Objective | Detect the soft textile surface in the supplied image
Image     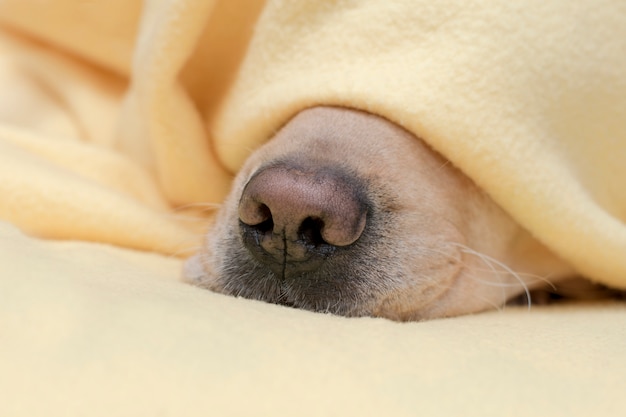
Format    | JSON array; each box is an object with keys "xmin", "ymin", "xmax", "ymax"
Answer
[
  {"xmin": 1, "ymin": 0, "xmax": 625, "ymax": 415},
  {"xmin": 1, "ymin": 0, "xmax": 625, "ymax": 283},
  {"xmin": 2, "ymin": 221, "xmax": 626, "ymax": 416}
]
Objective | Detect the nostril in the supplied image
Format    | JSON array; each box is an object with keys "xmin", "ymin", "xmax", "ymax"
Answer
[
  {"xmin": 241, "ymin": 210, "xmax": 328, "ymax": 247},
  {"xmin": 252, "ymin": 216, "xmax": 274, "ymax": 235},
  {"xmin": 298, "ymin": 217, "xmax": 326, "ymax": 247}
]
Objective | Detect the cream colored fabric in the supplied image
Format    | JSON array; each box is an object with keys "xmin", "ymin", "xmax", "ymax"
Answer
[
  {"xmin": 212, "ymin": 1, "xmax": 626, "ymax": 287},
  {"xmin": 1, "ymin": 1, "xmax": 626, "ymax": 415},
  {"xmin": 2, "ymin": 221, "xmax": 626, "ymax": 416},
  {"xmin": 1, "ymin": 0, "xmax": 625, "ymax": 282}
]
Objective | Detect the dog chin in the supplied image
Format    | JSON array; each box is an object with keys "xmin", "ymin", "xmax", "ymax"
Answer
[{"xmin": 184, "ymin": 248, "xmax": 506, "ymax": 321}]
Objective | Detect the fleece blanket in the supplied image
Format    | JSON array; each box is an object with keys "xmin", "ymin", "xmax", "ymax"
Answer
[{"xmin": 1, "ymin": 0, "xmax": 625, "ymax": 415}]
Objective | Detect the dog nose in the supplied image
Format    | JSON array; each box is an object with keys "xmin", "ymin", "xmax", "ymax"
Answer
[{"xmin": 238, "ymin": 164, "xmax": 368, "ymax": 276}]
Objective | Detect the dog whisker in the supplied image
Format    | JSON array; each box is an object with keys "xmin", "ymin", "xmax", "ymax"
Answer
[
  {"xmin": 421, "ymin": 243, "xmax": 523, "ymax": 309},
  {"xmin": 415, "ymin": 244, "xmax": 514, "ymax": 311},
  {"xmin": 436, "ymin": 159, "xmax": 452, "ymax": 171},
  {"xmin": 437, "ymin": 241, "xmax": 558, "ymax": 291},
  {"xmin": 464, "ymin": 267, "xmax": 557, "ymax": 290},
  {"xmin": 451, "ymin": 243, "xmax": 532, "ymax": 311}
]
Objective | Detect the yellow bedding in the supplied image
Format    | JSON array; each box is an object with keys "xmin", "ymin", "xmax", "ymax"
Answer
[
  {"xmin": 2, "ymin": 221, "xmax": 626, "ymax": 416},
  {"xmin": 1, "ymin": 1, "xmax": 625, "ymax": 415}
]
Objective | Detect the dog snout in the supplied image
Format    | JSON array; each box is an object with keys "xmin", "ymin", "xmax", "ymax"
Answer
[{"xmin": 238, "ymin": 163, "xmax": 368, "ymax": 277}]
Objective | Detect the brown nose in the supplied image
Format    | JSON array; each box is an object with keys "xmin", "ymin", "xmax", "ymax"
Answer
[{"xmin": 238, "ymin": 164, "xmax": 368, "ymax": 277}]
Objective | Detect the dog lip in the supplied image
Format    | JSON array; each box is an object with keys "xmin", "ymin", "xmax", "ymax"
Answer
[
  {"xmin": 239, "ymin": 220, "xmax": 339, "ymax": 278},
  {"xmin": 369, "ymin": 242, "xmax": 465, "ymax": 320}
]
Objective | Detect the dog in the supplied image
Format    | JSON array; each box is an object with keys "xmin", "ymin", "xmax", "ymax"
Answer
[{"xmin": 184, "ymin": 105, "xmax": 599, "ymax": 321}]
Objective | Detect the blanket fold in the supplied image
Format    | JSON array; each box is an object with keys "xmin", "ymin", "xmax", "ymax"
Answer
[
  {"xmin": 210, "ymin": 0, "xmax": 626, "ymax": 287},
  {"xmin": 0, "ymin": 0, "xmax": 234, "ymax": 253},
  {"xmin": 5, "ymin": 0, "xmax": 623, "ymax": 283}
]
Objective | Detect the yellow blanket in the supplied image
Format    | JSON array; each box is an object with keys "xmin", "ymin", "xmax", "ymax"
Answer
[{"xmin": 1, "ymin": 0, "xmax": 626, "ymax": 415}]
